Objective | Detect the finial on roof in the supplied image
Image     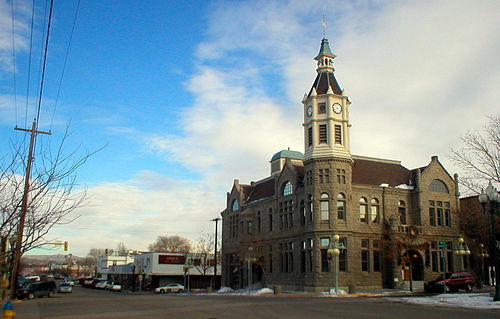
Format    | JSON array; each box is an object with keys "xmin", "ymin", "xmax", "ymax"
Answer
[{"xmin": 322, "ymin": 15, "xmax": 327, "ymax": 38}]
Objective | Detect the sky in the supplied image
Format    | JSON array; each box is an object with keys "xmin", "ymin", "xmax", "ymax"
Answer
[{"xmin": 0, "ymin": 0, "xmax": 498, "ymax": 257}]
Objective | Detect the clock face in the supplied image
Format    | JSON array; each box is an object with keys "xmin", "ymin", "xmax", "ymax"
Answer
[
  {"xmin": 332, "ymin": 103, "xmax": 342, "ymax": 114},
  {"xmin": 307, "ymin": 106, "xmax": 313, "ymax": 117}
]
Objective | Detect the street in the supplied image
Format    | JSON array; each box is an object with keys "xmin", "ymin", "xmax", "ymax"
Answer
[{"xmin": 10, "ymin": 285, "xmax": 500, "ymax": 319}]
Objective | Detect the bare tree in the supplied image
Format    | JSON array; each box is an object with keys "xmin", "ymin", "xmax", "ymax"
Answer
[
  {"xmin": 450, "ymin": 115, "xmax": 500, "ymax": 195},
  {"xmin": 148, "ymin": 235, "xmax": 192, "ymax": 253},
  {"xmin": 191, "ymin": 232, "xmax": 220, "ymax": 287},
  {"xmin": 88, "ymin": 248, "xmax": 107, "ymax": 258},
  {"xmin": 116, "ymin": 242, "xmax": 128, "ymax": 255},
  {"xmin": 0, "ymin": 126, "xmax": 100, "ymax": 254}
]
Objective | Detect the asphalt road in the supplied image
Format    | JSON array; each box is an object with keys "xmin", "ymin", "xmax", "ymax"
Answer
[{"xmin": 11, "ymin": 285, "xmax": 500, "ymax": 319}]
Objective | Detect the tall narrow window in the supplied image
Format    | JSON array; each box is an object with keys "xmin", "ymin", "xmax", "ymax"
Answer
[
  {"xmin": 300, "ymin": 200, "xmax": 305, "ymax": 225},
  {"xmin": 334, "ymin": 125, "xmax": 342, "ymax": 144},
  {"xmin": 308, "ymin": 195, "xmax": 313, "ymax": 222},
  {"xmin": 319, "ymin": 124, "xmax": 327, "ymax": 144},
  {"xmin": 370, "ymin": 198, "xmax": 380, "ymax": 224},
  {"xmin": 398, "ymin": 201, "xmax": 407, "ymax": 225},
  {"xmin": 337, "ymin": 193, "xmax": 346, "ymax": 220},
  {"xmin": 359, "ymin": 197, "xmax": 368, "ymax": 223},
  {"xmin": 269, "ymin": 208, "xmax": 273, "ymax": 232},
  {"xmin": 361, "ymin": 250, "xmax": 370, "ymax": 272},
  {"xmin": 257, "ymin": 211, "xmax": 261, "ymax": 233},
  {"xmin": 320, "ymin": 193, "xmax": 329, "ymax": 221},
  {"xmin": 308, "ymin": 127, "xmax": 313, "ymax": 146}
]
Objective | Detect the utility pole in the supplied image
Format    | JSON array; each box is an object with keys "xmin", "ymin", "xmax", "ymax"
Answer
[
  {"xmin": 9, "ymin": 121, "xmax": 51, "ymax": 299},
  {"xmin": 211, "ymin": 217, "xmax": 221, "ymax": 290}
]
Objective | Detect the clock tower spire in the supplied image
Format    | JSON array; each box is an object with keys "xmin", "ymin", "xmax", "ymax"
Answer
[{"xmin": 302, "ymin": 38, "xmax": 351, "ymax": 161}]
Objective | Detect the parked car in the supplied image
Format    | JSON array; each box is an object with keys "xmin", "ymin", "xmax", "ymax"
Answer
[
  {"xmin": 95, "ymin": 281, "xmax": 110, "ymax": 289},
  {"xmin": 24, "ymin": 275, "xmax": 40, "ymax": 282},
  {"xmin": 58, "ymin": 283, "xmax": 73, "ymax": 293},
  {"xmin": 63, "ymin": 277, "xmax": 75, "ymax": 286},
  {"xmin": 154, "ymin": 283, "xmax": 184, "ymax": 293},
  {"xmin": 18, "ymin": 281, "xmax": 57, "ymax": 299},
  {"xmin": 109, "ymin": 282, "xmax": 122, "ymax": 292},
  {"xmin": 424, "ymin": 272, "xmax": 476, "ymax": 292}
]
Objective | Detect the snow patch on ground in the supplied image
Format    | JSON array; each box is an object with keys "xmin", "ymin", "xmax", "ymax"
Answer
[
  {"xmin": 217, "ymin": 287, "xmax": 234, "ymax": 293},
  {"xmin": 321, "ymin": 289, "xmax": 347, "ymax": 296},
  {"xmin": 389, "ymin": 293, "xmax": 500, "ymax": 310}
]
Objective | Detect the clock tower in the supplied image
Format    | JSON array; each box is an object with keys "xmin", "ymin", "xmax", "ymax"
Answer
[{"xmin": 302, "ymin": 38, "xmax": 351, "ymax": 161}]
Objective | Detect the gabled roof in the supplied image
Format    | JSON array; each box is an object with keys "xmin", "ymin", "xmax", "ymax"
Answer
[
  {"xmin": 246, "ymin": 178, "xmax": 276, "ymax": 203},
  {"xmin": 352, "ymin": 157, "xmax": 411, "ymax": 187}
]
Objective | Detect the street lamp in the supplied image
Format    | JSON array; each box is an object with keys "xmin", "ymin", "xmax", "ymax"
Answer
[
  {"xmin": 454, "ymin": 237, "xmax": 470, "ymax": 271},
  {"xmin": 478, "ymin": 243, "xmax": 490, "ymax": 287},
  {"xmin": 478, "ymin": 181, "xmax": 500, "ymax": 301},
  {"xmin": 327, "ymin": 234, "xmax": 345, "ymax": 294},
  {"xmin": 245, "ymin": 247, "xmax": 258, "ymax": 289}
]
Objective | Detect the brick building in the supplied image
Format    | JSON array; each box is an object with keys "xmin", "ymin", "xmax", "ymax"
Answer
[{"xmin": 221, "ymin": 38, "xmax": 464, "ymax": 292}]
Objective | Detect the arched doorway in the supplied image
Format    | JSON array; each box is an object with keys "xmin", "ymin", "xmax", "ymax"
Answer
[{"xmin": 404, "ymin": 250, "xmax": 424, "ymax": 281}]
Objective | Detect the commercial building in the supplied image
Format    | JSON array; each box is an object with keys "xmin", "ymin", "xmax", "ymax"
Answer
[{"xmin": 221, "ymin": 38, "xmax": 464, "ymax": 292}]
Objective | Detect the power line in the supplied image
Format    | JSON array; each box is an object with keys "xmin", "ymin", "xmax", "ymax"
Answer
[
  {"xmin": 50, "ymin": 0, "xmax": 82, "ymax": 131},
  {"xmin": 23, "ymin": 0, "xmax": 37, "ymax": 130},
  {"xmin": 10, "ymin": 0, "xmax": 18, "ymax": 127},
  {"xmin": 35, "ymin": 0, "xmax": 55, "ymax": 124}
]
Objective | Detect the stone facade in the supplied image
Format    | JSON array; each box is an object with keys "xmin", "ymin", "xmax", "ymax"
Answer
[{"xmin": 221, "ymin": 39, "xmax": 464, "ymax": 292}]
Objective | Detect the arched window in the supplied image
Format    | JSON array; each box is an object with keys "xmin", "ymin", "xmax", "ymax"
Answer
[
  {"xmin": 398, "ymin": 200, "xmax": 407, "ymax": 225},
  {"xmin": 429, "ymin": 179, "xmax": 449, "ymax": 194},
  {"xmin": 370, "ymin": 198, "xmax": 380, "ymax": 223},
  {"xmin": 337, "ymin": 193, "xmax": 346, "ymax": 220},
  {"xmin": 232, "ymin": 199, "xmax": 239, "ymax": 211},
  {"xmin": 283, "ymin": 182, "xmax": 293, "ymax": 196},
  {"xmin": 320, "ymin": 193, "xmax": 329, "ymax": 221},
  {"xmin": 359, "ymin": 197, "xmax": 368, "ymax": 223}
]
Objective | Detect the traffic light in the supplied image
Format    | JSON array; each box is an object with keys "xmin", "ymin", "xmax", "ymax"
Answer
[
  {"xmin": 64, "ymin": 241, "xmax": 68, "ymax": 251},
  {"xmin": 105, "ymin": 249, "xmax": 109, "ymax": 256}
]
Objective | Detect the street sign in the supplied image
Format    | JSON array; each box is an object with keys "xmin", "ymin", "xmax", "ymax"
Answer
[{"xmin": 438, "ymin": 241, "xmax": 450, "ymax": 248}]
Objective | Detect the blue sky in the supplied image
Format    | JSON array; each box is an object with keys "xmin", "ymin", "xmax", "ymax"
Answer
[{"xmin": 0, "ymin": 0, "xmax": 498, "ymax": 256}]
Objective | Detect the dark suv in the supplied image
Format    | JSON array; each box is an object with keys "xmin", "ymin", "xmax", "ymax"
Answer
[
  {"xmin": 18, "ymin": 281, "xmax": 57, "ymax": 299},
  {"xmin": 424, "ymin": 272, "xmax": 476, "ymax": 293}
]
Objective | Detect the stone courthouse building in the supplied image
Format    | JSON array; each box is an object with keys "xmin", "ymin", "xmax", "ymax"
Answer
[{"xmin": 221, "ymin": 38, "xmax": 464, "ymax": 292}]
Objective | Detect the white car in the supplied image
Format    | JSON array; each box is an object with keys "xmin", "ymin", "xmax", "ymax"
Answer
[
  {"xmin": 155, "ymin": 283, "xmax": 184, "ymax": 293},
  {"xmin": 109, "ymin": 282, "xmax": 121, "ymax": 292},
  {"xmin": 95, "ymin": 280, "xmax": 109, "ymax": 289}
]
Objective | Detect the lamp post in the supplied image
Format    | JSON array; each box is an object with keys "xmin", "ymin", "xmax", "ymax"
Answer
[
  {"xmin": 478, "ymin": 181, "xmax": 500, "ymax": 301},
  {"xmin": 478, "ymin": 243, "xmax": 489, "ymax": 287},
  {"xmin": 245, "ymin": 247, "xmax": 258, "ymax": 289},
  {"xmin": 327, "ymin": 234, "xmax": 345, "ymax": 294},
  {"xmin": 454, "ymin": 237, "xmax": 470, "ymax": 271}
]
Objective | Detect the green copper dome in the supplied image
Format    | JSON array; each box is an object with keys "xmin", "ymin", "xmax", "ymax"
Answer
[
  {"xmin": 271, "ymin": 150, "xmax": 304, "ymax": 162},
  {"xmin": 315, "ymin": 38, "xmax": 336, "ymax": 60}
]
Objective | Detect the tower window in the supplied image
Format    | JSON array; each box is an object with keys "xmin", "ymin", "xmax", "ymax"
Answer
[
  {"xmin": 318, "ymin": 102, "xmax": 326, "ymax": 114},
  {"xmin": 335, "ymin": 125, "xmax": 342, "ymax": 144},
  {"xmin": 308, "ymin": 127, "xmax": 313, "ymax": 146},
  {"xmin": 359, "ymin": 197, "xmax": 368, "ymax": 223},
  {"xmin": 319, "ymin": 125, "xmax": 327, "ymax": 144}
]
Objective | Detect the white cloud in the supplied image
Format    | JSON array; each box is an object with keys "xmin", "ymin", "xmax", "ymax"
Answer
[
  {"xmin": 0, "ymin": 0, "xmax": 30, "ymax": 74},
  {"xmin": 32, "ymin": 0, "xmax": 500, "ymax": 256}
]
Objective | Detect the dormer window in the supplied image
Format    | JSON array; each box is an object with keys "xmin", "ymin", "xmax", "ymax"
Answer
[{"xmin": 283, "ymin": 182, "xmax": 293, "ymax": 196}]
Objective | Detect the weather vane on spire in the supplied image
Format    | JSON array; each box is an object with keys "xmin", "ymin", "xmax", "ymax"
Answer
[{"xmin": 322, "ymin": 15, "xmax": 327, "ymax": 38}]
